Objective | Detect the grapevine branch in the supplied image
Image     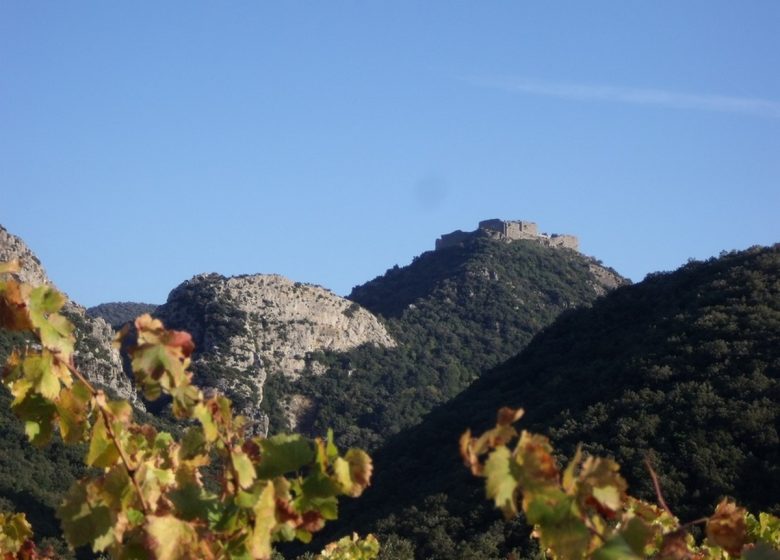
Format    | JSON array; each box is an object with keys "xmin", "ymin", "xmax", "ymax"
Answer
[
  {"xmin": 64, "ymin": 358, "xmax": 151, "ymax": 513},
  {"xmin": 644, "ymin": 456, "xmax": 674, "ymax": 518}
]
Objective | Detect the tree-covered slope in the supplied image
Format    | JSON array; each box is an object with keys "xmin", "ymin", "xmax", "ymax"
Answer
[
  {"xmin": 334, "ymin": 244, "xmax": 779, "ymax": 559},
  {"xmin": 86, "ymin": 301, "xmax": 158, "ymax": 329},
  {"xmin": 275, "ymin": 238, "xmax": 624, "ymax": 449}
]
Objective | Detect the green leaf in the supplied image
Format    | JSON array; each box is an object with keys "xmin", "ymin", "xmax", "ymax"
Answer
[
  {"xmin": 57, "ymin": 480, "xmax": 114, "ymax": 551},
  {"xmin": 620, "ymin": 516, "xmax": 653, "ymax": 554},
  {"xmin": 744, "ymin": 543, "xmax": 780, "ymax": 560},
  {"xmin": 537, "ymin": 514, "xmax": 591, "ymax": 560},
  {"xmin": 179, "ymin": 425, "xmax": 209, "ymax": 465},
  {"xmin": 301, "ymin": 470, "xmax": 340, "ymax": 499},
  {"xmin": 13, "ymin": 393, "xmax": 56, "ymax": 446},
  {"xmin": 210, "ymin": 503, "xmax": 241, "ymax": 533},
  {"xmin": 126, "ymin": 508, "xmax": 145, "ymax": 526},
  {"xmin": 256, "ymin": 433, "xmax": 315, "ymax": 478},
  {"xmin": 592, "ymin": 534, "xmax": 642, "ymax": 560},
  {"xmin": 170, "ymin": 478, "xmax": 218, "ymax": 521}
]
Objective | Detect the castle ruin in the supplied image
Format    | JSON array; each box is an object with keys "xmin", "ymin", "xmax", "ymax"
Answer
[{"xmin": 435, "ymin": 219, "xmax": 579, "ymax": 252}]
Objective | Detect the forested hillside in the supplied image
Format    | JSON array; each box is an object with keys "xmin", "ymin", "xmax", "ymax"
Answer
[
  {"xmin": 328, "ymin": 245, "xmax": 779, "ymax": 559},
  {"xmin": 0, "ymin": 227, "xmax": 623, "ymax": 556},
  {"xmin": 270, "ymin": 238, "xmax": 624, "ymax": 449},
  {"xmin": 86, "ymin": 302, "xmax": 158, "ymax": 329}
]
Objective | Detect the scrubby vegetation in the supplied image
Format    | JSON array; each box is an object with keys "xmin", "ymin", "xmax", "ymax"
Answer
[
  {"xmin": 324, "ymin": 245, "xmax": 779, "ymax": 558},
  {"xmin": 288, "ymin": 239, "xmax": 624, "ymax": 448},
  {"xmin": 86, "ymin": 302, "xmax": 158, "ymax": 329}
]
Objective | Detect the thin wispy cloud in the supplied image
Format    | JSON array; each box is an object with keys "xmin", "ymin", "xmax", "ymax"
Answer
[{"xmin": 466, "ymin": 77, "xmax": 780, "ymax": 119}]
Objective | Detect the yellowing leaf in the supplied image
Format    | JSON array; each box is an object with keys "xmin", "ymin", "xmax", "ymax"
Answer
[
  {"xmin": 515, "ymin": 431, "xmax": 559, "ymax": 494},
  {"xmin": 0, "ymin": 259, "xmax": 21, "ymax": 274},
  {"xmin": 249, "ymin": 481, "xmax": 277, "ymax": 559},
  {"xmin": 317, "ymin": 533, "xmax": 380, "ymax": 560},
  {"xmin": 193, "ymin": 402, "xmax": 218, "ymax": 442},
  {"xmin": 496, "ymin": 406, "xmax": 524, "ymax": 426},
  {"xmin": 0, "ymin": 511, "xmax": 33, "ymax": 554},
  {"xmin": 576, "ymin": 456, "xmax": 627, "ymax": 518},
  {"xmin": 39, "ymin": 313, "xmax": 76, "ymax": 359},
  {"xmin": 484, "ymin": 446, "xmax": 519, "ymax": 518},
  {"xmin": 332, "ymin": 449, "xmax": 373, "ymax": 499},
  {"xmin": 28, "ymin": 285, "xmax": 66, "ymax": 314},
  {"xmin": 87, "ymin": 415, "xmax": 120, "ymax": 468},
  {"xmin": 231, "ymin": 448, "xmax": 257, "ymax": 490},
  {"xmin": 707, "ymin": 499, "xmax": 748, "ymax": 556},
  {"xmin": 0, "ymin": 280, "xmax": 33, "ymax": 331},
  {"xmin": 146, "ymin": 515, "xmax": 199, "ymax": 560},
  {"xmin": 344, "ymin": 449, "xmax": 372, "ymax": 496},
  {"xmin": 459, "ymin": 429, "xmax": 483, "ymax": 476},
  {"xmin": 562, "ymin": 446, "xmax": 583, "ymax": 494},
  {"xmin": 56, "ymin": 381, "xmax": 91, "ymax": 443}
]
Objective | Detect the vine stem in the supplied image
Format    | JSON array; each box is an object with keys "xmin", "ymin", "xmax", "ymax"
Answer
[
  {"xmin": 64, "ymin": 359, "xmax": 151, "ymax": 514},
  {"xmin": 584, "ymin": 521, "xmax": 607, "ymax": 544},
  {"xmin": 644, "ymin": 456, "xmax": 674, "ymax": 518},
  {"xmin": 679, "ymin": 517, "xmax": 709, "ymax": 530}
]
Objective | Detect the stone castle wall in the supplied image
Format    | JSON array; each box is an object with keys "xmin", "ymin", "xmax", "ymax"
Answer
[{"xmin": 435, "ymin": 219, "xmax": 579, "ymax": 252}]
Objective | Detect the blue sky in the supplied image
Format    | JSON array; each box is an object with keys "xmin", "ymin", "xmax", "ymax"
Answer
[{"xmin": 2, "ymin": 2, "xmax": 778, "ymax": 307}]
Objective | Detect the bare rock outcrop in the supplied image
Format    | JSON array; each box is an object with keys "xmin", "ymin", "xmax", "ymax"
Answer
[
  {"xmin": 156, "ymin": 273, "xmax": 395, "ymax": 433},
  {"xmin": 0, "ymin": 225, "xmax": 141, "ymax": 407}
]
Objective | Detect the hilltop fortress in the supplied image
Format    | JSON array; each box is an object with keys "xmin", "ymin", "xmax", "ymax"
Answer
[{"xmin": 435, "ymin": 219, "xmax": 579, "ymax": 252}]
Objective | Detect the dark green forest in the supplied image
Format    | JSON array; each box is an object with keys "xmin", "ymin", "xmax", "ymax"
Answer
[
  {"xmin": 265, "ymin": 239, "xmax": 623, "ymax": 449},
  {"xmin": 86, "ymin": 302, "xmax": 158, "ymax": 329},
  {"xmin": 1, "ymin": 242, "xmax": 777, "ymax": 559},
  {"xmin": 323, "ymin": 245, "xmax": 779, "ymax": 559}
]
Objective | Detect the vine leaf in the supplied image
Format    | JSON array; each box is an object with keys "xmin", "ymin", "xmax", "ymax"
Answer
[
  {"xmin": 707, "ymin": 499, "xmax": 748, "ymax": 555},
  {"xmin": 249, "ymin": 481, "xmax": 277, "ymax": 559},
  {"xmin": 56, "ymin": 380, "xmax": 91, "ymax": 443},
  {"xmin": 256, "ymin": 434, "xmax": 315, "ymax": 479},
  {"xmin": 146, "ymin": 515, "xmax": 198, "ymax": 560},
  {"xmin": 87, "ymin": 414, "xmax": 121, "ymax": 468},
  {"xmin": 484, "ymin": 446, "xmax": 519, "ymax": 518},
  {"xmin": 13, "ymin": 393, "xmax": 56, "ymax": 446},
  {"xmin": 57, "ymin": 481, "xmax": 114, "ymax": 551}
]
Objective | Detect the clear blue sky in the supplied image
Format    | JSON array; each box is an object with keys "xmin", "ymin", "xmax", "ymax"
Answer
[{"xmin": 2, "ymin": 2, "xmax": 778, "ymax": 307}]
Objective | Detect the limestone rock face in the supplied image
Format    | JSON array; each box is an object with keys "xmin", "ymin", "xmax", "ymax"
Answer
[
  {"xmin": 0, "ymin": 225, "xmax": 141, "ymax": 407},
  {"xmin": 156, "ymin": 273, "xmax": 395, "ymax": 432},
  {"xmin": 0, "ymin": 225, "xmax": 50, "ymax": 286},
  {"xmin": 587, "ymin": 262, "xmax": 625, "ymax": 295}
]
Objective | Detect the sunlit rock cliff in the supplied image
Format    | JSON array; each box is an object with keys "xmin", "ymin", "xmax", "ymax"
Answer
[
  {"xmin": 155, "ymin": 272, "xmax": 395, "ymax": 433},
  {"xmin": 0, "ymin": 225, "xmax": 141, "ymax": 407}
]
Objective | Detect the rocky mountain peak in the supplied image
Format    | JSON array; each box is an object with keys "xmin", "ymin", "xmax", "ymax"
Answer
[
  {"xmin": 159, "ymin": 273, "xmax": 395, "ymax": 374},
  {"xmin": 0, "ymin": 224, "xmax": 140, "ymax": 407},
  {"xmin": 156, "ymin": 272, "xmax": 396, "ymax": 433},
  {"xmin": 0, "ymin": 225, "xmax": 51, "ymax": 286}
]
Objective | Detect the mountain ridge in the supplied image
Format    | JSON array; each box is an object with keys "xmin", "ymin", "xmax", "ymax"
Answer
[{"xmin": 329, "ymin": 244, "xmax": 780, "ymax": 559}]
